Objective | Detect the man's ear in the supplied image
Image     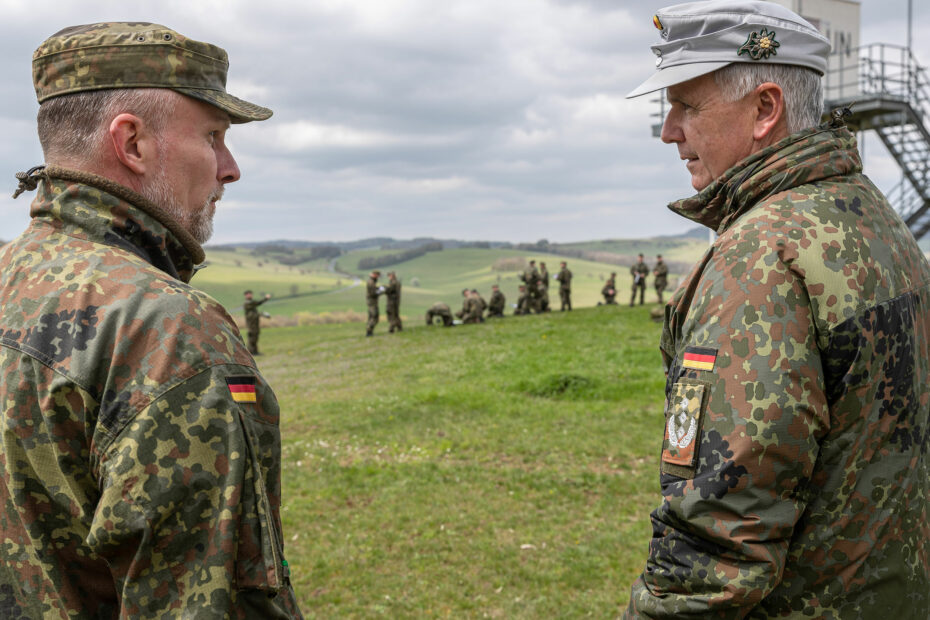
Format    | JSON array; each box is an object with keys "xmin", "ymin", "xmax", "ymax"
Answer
[
  {"xmin": 108, "ymin": 113, "xmax": 158, "ymax": 175},
  {"xmin": 752, "ymin": 82, "xmax": 787, "ymax": 142}
]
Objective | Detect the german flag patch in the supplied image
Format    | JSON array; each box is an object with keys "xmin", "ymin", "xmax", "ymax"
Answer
[
  {"xmin": 226, "ymin": 376, "xmax": 257, "ymax": 403},
  {"xmin": 682, "ymin": 346, "xmax": 717, "ymax": 372}
]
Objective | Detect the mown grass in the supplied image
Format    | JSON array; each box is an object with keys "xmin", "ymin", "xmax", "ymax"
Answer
[{"xmin": 259, "ymin": 304, "xmax": 667, "ymax": 617}]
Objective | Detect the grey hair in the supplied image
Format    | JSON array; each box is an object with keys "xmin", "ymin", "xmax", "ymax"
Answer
[
  {"xmin": 714, "ymin": 63, "xmax": 823, "ymax": 134},
  {"xmin": 37, "ymin": 88, "xmax": 178, "ymax": 164}
]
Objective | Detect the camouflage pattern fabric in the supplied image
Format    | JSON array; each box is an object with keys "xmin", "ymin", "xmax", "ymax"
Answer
[
  {"xmin": 487, "ymin": 290, "xmax": 506, "ymax": 317},
  {"xmin": 520, "ymin": 264, "xmax": 540, "ymax": 313},
  {"xmin": 556, "ymin": 267, "xmax": 572, "ymax": 311},
  {"xmin": 653, "ymin": 260, "xmax": 669, "ymax": 304},
  {"xmin": 244, "ymin": 296, "xmax": 268, "ymax": 354},
  {"xmin": 384, "ymin": 278, "xmax": 402, "ymax": 332},
  {"xmin": 32, "ymin": 22, "xmax": 271, "ymax": 123},
  {"xmin": 537, "ymin": 282, "xmax": 550, "ymax": 313},
  {"xmin": 0, "ymin": 168, "xmax": 302, "ymax": 618},
  {"xmin": 365, "ymin": 276, "xmax": 380, "ymax": 335},
  {"xmin": 476, "ymin": 293, "xmax": 488, "ymax": 319},
  {"xmin": 456, "ymin": 296, "xmax": 482, "ymax": 324},
  {"xmin": 539, "ymin": 265, "xmax": 549, "ymax": 290},
  {"xmin": 630, "ymin": 262, "xmax": 649, "ymax": 305},
  {"xmin": 425, "ymin": 302, "xmax": 453, "ymax": 327},
  {"xmin": 625, "ymin": 125, "xmax": 930, "ymax": 618},
  {"xmin": 601, "ymin": 277, "xmax": 617, "ymax": 304}
]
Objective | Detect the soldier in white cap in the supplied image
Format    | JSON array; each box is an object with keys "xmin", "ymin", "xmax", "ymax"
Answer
[{"xmin": 624, "ymin": 1, "xmax": 930, "ymax": 617}]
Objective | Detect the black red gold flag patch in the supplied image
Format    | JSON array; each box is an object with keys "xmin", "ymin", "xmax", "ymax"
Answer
[
  {"xmin": 226, "ymin": 376, "xmax": 257, "ymax": 403},
  {"xmin": 682, "ymin": 346, "xmax": 717, "ymax": 371}
]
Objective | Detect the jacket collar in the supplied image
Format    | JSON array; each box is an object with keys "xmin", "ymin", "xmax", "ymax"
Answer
[
  {"xmin": 30, "ymin": 165, "xmax": 205, "ymax": 282},
  {"xmin": 668, "ymin": 125, "xmax": 861, "ymax": 234}
]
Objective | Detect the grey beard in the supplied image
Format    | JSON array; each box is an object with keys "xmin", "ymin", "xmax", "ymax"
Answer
[{"xmin": 140, "ymin": 169, "xmax": 218, "ymax": 245}]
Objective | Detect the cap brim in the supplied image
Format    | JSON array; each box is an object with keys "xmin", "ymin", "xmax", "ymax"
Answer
[
  {"xmin": 625, "ymin": 61, "xmax": 731, "ymax": 99},
  {"xmin": 175, "ymin": 87, "xmax": 273, "ymax": 123}
]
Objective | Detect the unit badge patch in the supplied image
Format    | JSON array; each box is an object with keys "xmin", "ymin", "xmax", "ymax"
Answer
[
  {"xmin": 226, "ymin": 375, "xmax": 257, "ymax": 403},
  {"xmin": 682, "ymin": 346, "xmax": 717, "ymax": 371},
  {"xmin": 662, "ymin": 382, "xmax": 706, "ymax": 470}
]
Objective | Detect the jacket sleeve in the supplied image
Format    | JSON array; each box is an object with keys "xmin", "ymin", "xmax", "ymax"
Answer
[
  {"xmin": 87, "ymin": 365, "xmax": 303, "ymax": 619},
  {"xmin": 626, "ymin": 241, "xmax": 829, "ymax": 618}
]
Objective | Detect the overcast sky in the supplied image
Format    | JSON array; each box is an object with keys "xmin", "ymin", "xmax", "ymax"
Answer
[{"xmin": 0, "ymin": 0, "xmax": 926, "ymax": 244}]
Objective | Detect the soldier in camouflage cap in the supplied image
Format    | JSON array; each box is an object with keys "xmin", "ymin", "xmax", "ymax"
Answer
[
  {"xmin": 0, "ymin": 23, "xmax": 302, "ymax": 617},
  {"xmin": 624, "ymin": 1, "xmax": 930, "ymax": 617}
]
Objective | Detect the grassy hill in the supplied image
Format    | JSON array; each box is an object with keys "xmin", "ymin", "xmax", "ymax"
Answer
[
  {"xmin": 198, "ymin": 242, "xmax": 707, "ymax": 322},
  {"xmin": 262, "ymin": 305, "xmax": 665, "ymax": 616}
]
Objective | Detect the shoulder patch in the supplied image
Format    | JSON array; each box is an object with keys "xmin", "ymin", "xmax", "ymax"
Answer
[
  {"xmin": 682, "ymin": 346, "xmax": 717, "ymax": 371},
  {"xmin": 662, "ymin": 382, "xmax": 707, "ymax": 472},
  {"xmin": 226, "ymin": 375, "xmax": 257, "ymax": 403}
]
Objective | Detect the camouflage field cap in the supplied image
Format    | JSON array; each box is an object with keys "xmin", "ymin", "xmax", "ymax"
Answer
[
  {"xmin": 33, "ymin": 22, "xmax": 272, "ymax": 123},
  {"xmin": 626, "ymin": 0, "xmax": 830, "ymax": 98}
]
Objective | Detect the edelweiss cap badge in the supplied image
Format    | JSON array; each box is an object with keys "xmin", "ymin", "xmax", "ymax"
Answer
[{"xmin": 738, "ymin": 28, "xmax": 780, "ymax": 60}]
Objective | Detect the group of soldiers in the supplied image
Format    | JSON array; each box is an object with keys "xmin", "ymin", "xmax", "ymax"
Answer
[
  {"xmin": 366, "ymin": 256, "xmax": 669, "ymax": 334},
  {"xmin": 424, "ymin": 259, "xmax": 575, "ymax": 328},
  {"xmin": 365, "ymin": 270, "xmax": 403, "ymax": 336},
  {"xmin": 599, "ymin": 253, "xmax": 669, "ymax": 306},
  {"xmin": 513, "ymin": 260, "xmax": 573, "ymax": 315},
  {"xmin": 424, "ymin": 285, "xmax": 506, "ymax": 327}
]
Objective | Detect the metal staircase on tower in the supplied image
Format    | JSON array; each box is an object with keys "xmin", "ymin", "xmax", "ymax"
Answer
[{"xmin": 824, "ymin": 43, "xmax": 930, "ymax": 240}]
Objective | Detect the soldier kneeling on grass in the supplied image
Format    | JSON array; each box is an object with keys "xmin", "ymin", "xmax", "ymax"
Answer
[{"xmin": 425, "ymin": 302, "xmax": 454, "ymax": 327}]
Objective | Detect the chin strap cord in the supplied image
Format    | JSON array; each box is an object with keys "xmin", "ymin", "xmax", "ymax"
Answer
[{"xmin": 12, "ymin": 165, "xmax": 47, "ymax": 199}]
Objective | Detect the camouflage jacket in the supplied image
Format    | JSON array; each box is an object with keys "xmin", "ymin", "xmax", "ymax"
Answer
[
  {"xmin": 630, "ymin": 262, "xmax": 649, "ymax": 286},
  {"xmin": 244, "ymin": 297, "xmax": 268, "ymax": 325},
  {"xmin": 488, "ymin": 290, "xmax": 506, "ymax": 315},
  {"xmin": 384, "ymin": 279, "xmax": 401, "ymax": 308},
  {"xmin": 365, "ymin": 277, "xmax": 381, "ymax": 305},
  {"xmin": 652, "ymin": 261, "xmax": 668, "ymax": 288},
  {"xmin": 425, "ymin": 302, "xmax": 452, "ymax": 326},
  {"xmin": 521, "ymin": 265, "xmax": 539, "ymax": 287},
  {"xmin": 0, "ymin": 167, "xmax": 302, "ymax": 619},
  {"xmin": 626, "ymin": 126, "xmax": 930, "ymax": 618},
  {"xmin": 539, "ymin": 266, "xmax": 549, "ymax": 289},
  {"xmin": 556, "ymin": 267, "xmax": 572, "ymax": 290}
]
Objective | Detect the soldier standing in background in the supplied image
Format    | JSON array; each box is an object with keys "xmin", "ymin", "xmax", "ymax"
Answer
[
  {"xmin": 520, "ymin": 259, "xmax": 540, "ymax": 313},
  {"xmin": 384, "ymin": 271, "xmax": 403, "ymax": 333},
  {"xmin": 630, "ymin": 253, "xmax": 649, "ymax": 306},
  {"xmin": 243, "ymin": 289, "xmax": 271, "ymax": 354},
  {"xmin": 555, "ymin": 261, "xmax": 572, "ymax": 311},
  {"xmin": 624, "ymin": 1, "xmax": 930, "ymax": 616},
  {"xmin": 0, "ymin": 22, "xmax": 301, "ymax": 616},
  {"xmin": 488, "ymin": 284, "xmax": 506, "ymax": 317},
  {"xmin": 365, "ymin": 270, "xmax": 383, "ymax": 337},
  {"xmin": 653, "ymin": 254, "xmax": 669, "ymax": 304},
  {"xmin": 600, "ymin": 272, "xmax": 617, "ymax": 305},
  {"xmin": 425, "ymin": 302, "xmax": 454, "ymax": 326},
  {"xmin": 539, "ymin": 261, "xmax": 549, "ymax": 295}
]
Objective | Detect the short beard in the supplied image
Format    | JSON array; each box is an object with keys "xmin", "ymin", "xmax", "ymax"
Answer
[{"xmin": 140, "ymin": 165, "xmax": 219, "ymax": 245}]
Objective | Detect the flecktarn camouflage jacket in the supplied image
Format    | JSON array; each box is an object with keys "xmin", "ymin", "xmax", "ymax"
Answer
[
  {"xmin": 626, "ymin": 126, "xmax": 930, "ymax": 618},
  {"xmin": 0, "ymin": 167, "xmax": 302, "ymax": 618}
]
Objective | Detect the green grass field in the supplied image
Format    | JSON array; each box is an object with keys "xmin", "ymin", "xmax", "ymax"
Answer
[
  {"xmin": 259, "ymin": 304, "xmax": 666, "ymax": 617},
  {"xmin": 200, "ymin": 246, "xmax": 690, "ymax": 321}
]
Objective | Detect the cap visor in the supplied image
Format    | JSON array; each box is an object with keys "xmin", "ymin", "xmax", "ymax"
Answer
[
  {"xmin": 625, "ymin": 61, "xmax": 731, "ymax": 99},
  {"xmin": 175, "ymin": 87, "xmax": 273, "ymax": 123}
]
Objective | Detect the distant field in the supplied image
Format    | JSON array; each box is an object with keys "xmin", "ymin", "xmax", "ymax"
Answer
[
  {"xmin": 199, "ymin": 244, "xmax": 699, "ymax": 321},
  {"xmin": 261, "ymin": 305, "xmax": 665, "ymax": 616}
]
